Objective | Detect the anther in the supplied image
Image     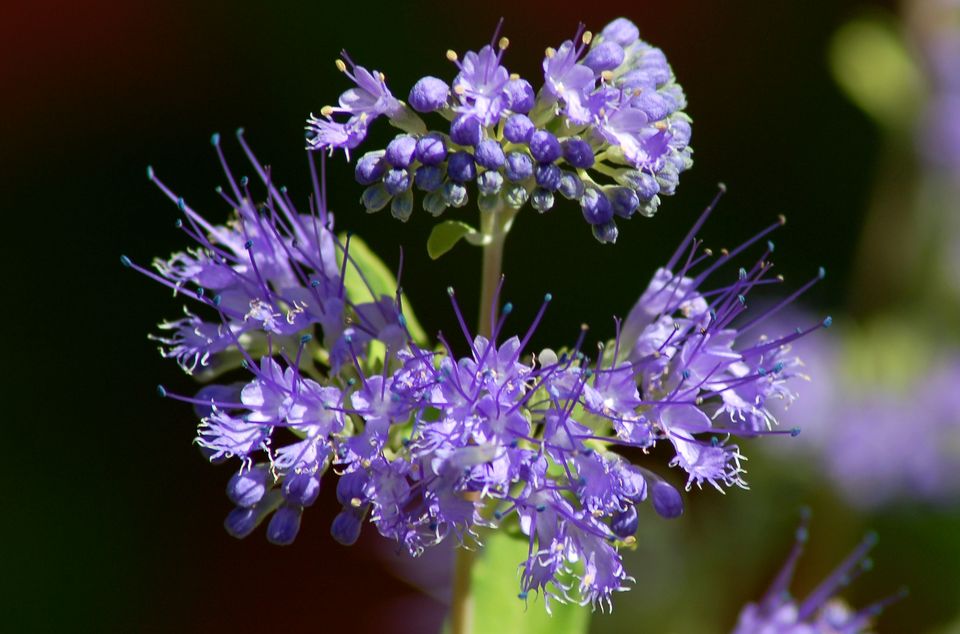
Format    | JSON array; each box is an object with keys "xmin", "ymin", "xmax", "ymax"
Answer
[
  {"xmin": 498, "ymin": 37, "xmax": 509, "ymax": 50},
  {"xmin": 446, "ymin": 50, "xmax": 458, "ymax": 62},
  {"xmin": 778, "ymin": 214, "xmax": 787, "ymax": 225},
  {"xmin": 300, "ymin": 334, "xmax": 313, "ymax": 345},
  {"xmin": 544, "ymin": 293, "xmax": 553, "ymax": 302},
  {"xmin": 601, "ymin": 70, "xmax": 614, "ymax": 82},
  {"xmin": 654, "ymin": 120, "xmax": 668, "ymax": 130},
  {"xmin": 509, "ymin": 73, "xmax": 520, "ymax": 80},
  {"xmin": 447, "ymin": 286, "xmax": 455, "ymax": 297},
  {"xmin": 120, "ymin": 255, "xmax": 132, "ymax": 267},
  {"xmin": 335, "ymin": 59, "xmax": 347, "ymax": 72},
  {"xmin": 502, "ymin": 302, "xmax": 513, "ymax": 314},
  {"xmin": 157, "ymin": 384, "xmax": 167, "ymax": 397},
  {"xmin": 320, "ymin": 105, "xmax": 334, "ymax": 117},
  {"xmin": 721, "ymin": 248, "xmax": 730, "ymax": 256},
  {"xmin": 818, "ymin": 266, "xmax": 826, "ymax": 279},
  {"xmin": 582, "ymin": 31, "xmax": 593, "ymax": 45},
  {"xmin": 822, "ymin": 316, "xmax": 833, "ymax": 328},
  {"xmin": 244, "ymin": 240, "xmax": 254, "ymax": 250},
  {"xmin": 235, "ymin": 127, "xmax": 245, "ymax": 137},
  {"xmin": 177, "ymin": 197, "xmax": 186, "ymax": 211},
  {"xmin": 767, "ymin": 240, "xmax": 775, "ymax": 252},
  {"xmin": 545, "ymin": 47, "xmax": 556, "ymax": 58},
  {"xmin": 146, "ymin": 165, "xmax": 155, "ymax": 181}
]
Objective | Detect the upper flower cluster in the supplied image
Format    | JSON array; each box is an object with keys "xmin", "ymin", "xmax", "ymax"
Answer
[
  {"xmin": 306, "ymin": 18, "xmax": 692, "ymax": 243},
  {"xmin": 125, "ymin": 139, "xmax": 824, "ymax": 609}
]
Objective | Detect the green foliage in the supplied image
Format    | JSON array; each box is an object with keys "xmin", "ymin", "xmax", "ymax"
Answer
[
  {"xmin": 470, "ymin": 532, "xmax": 590, "ymax": 634},
  {"xmin": 427, "ymin": 220, "xmax": 491, "ymax": 259},
  {"xmin": 829, "ymin": 13, "xmax": 923, "ymax": 129},
  {"xmin": 337, "ymin": 233, "xmax": 428, "ymax": 345}
]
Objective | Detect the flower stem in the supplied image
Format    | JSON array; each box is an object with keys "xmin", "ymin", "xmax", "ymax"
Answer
[
  {"xmin": 449, "ymin": 204, "xmax": 516, "ymax": 634},
  {"xmin": 477, "ymin": 205, "xmax": 513, "ymax": 338},
  {"xmin": 450, "ymin": 546, "xmax": 477, "ymax": 634}
]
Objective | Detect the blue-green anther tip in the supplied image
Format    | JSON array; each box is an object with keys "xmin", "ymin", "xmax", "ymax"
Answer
[
  {"xmin": 157, "ymin": 385, "xmax": 167, "ymax": 397},
  {"xmin": 213, "ymin": 295, "xmax": 222, "ymax": 306},
  {"xmin": 300, "ymin": 334, "xmax": 313, "ymax": 345},
  {"xmin": 502, "ymin": 302, "xmax": 513, "ymax": 314},
  {"xmin": 544, "ymin": 293, "xmax": 553, "ymax": 302},
  {"xmin": 446, "ymin": 286, "xmax": 455, "ymax": 296},
  {"xmin": 211, "ymin": 132, "xmax": 221, "ymax": 146},
  {"xmin": 791, "ymin": 427, "xmax": 801, "ymax": 437},
  {"xmin": 236, "ymin": 127, "xmax": 245, "ymax": 137},
  {"xmin": 818, "ymin": 266, "xmax": 826, "ymax": 279},
  {"xmin": 823, "ymin": 316, "xmax": 833, "ymax": 328},
  {"xmin": 120, "ymin": 255, "xmax": 132, "ymax": 267},
  {"xmin": 146, "ymin": 165, "xmax": 155, "ymax": 180},
  {"xmin": 177, "ymin": 197, "xmax": 186, "ymax": 211},
  {"xmin": 767, "ymin": 240, "xmax": 775, "ymax": 252}
]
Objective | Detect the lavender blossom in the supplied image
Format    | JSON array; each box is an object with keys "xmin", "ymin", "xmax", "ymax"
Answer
[
  {"xmin": 127, "ymin": 165, "xmax": 823, "ymax": 609},
  {"xmin": 732, "ymin": 511, "xmax": 906, "ymax": 633},
  {"xmin": 309, "ymin": 17, "xmax": 692, "ymax": 242}
]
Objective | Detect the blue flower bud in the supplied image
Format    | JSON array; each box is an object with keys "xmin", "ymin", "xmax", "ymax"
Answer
[
  {"xmin": 611, "ymin": 506, "xmax": 639, "ymax": 538},
  {"xmin": 601, "ymin": 17, "xmax": 640, "ymax": 47},
  {"xmin": 609, "ymin": 186, "xmax": 640, "ymax": 218},
  {"xmin": 408, "ymin": 76, "xmax": 450, "ymax": 113},
  {"xmin": 391, "ymin": 190, "xmax": 414, "ymax": 222},
  {"xmin": 638, "ymin": 196, "xmax": 660, "ymax": 218},
  {"xmin": 622, "ymin": 170, "xmax": 660, "ymax": 201},
  {"xmin": 266, "ymin": 504, "xmax": 302, "ymax": 545},
  {"xmin": 504, "ymin": 151, "xmax": 534, "ymax": 182},
  {"xmin": 581, "ymin": 188, "xmax": 614, "ymax": 225},
  {"xmin": 656, "ymin": 163, "xmax": 680, "ymax": 196},
  {"xmin": 415, "ymin": 133, "xmax": 447, "ymax": 166},
  {"xmin": 503, "ymin": 114, "xmax": 535, "ymax": 143},
  {"xmin": 477, "ymin": 170, "xmax": 504, "ymax": 196},
  {"xmin": 504, "ymin": 78, "xmax": 535, "ymax": 113},
  {"xmin": 529, "ymin": 130, "xmax": 562, "ymax": 163},
  {"xmin": 443, "ymin": 181, "xmax": 468, "ymax": 207},
  {"xmin": 331, "ymin": 509, "xmax": 363, "ymax": 545},
  {"xmin": 531, "ymin": 187, "xmax": 555, "ymax": 213},
  {"xmin": 651, "ymin": 481, "xmax": 683, "ymax": 519},
  {"xmin": 361, "ymin": 184, "xmax": 392, "ymax": 212},
  {"xmin": 414, "ymin": 165, "xmax": 444, "ymax": 191},
  {"xmin": 583, "ymin": 41, "xmax": 626, "ymax": 73},
  {"xmin": 385, "ymin": 135, "xmax": 418, "ymax": 168},
  {"xmin": 224, "ymin": 506, "xmax": 260, "ymax": 539},
  {"xmin": 447, "ymin": 151, "xmax": 477, "ymax": 182},
  {"xmin": 383, "ymin": 168, "xmax": 411, "ymax": 195},
  {"xmin": 355, "ymin": 150, "xmax": 387, "ymax": 185},
  {"xmin": 336, "ymin": 471, "xmax": 367, "ymax": 507},
  {"xmin": 535, "ymin": 163, "xmax": 561, "ymax": 191},
  {"xmin": 558, "ymin": 171, "xmax": 585, "ymax": 199},
  {"xmin": 450, "ymin": 114, "xmax": 482, "ymax": 146},
  {"xmin": 227, "ymin": 466, "xmax": 269, "ymax": 508},
  {"xmin": 505, "ymin": 184, "xmax": 529, "ymax": 209},
  {"xmin": 561, "ymin": 137, "xmax": 595, "ymax": 168},
  {"xmin": 423, "ymin": 190, "xmax": 448, "ymax": 216},
  {"xmin": 592, "ymin": 220, "xmax": 619, "ymax": 244},
  {"xmin": 282, "ymin": 473, "xmax": 321, "ymax": 507},
  {"xmin": 475, "ymin": 139, "xmax": 506, "ymax": 170}
]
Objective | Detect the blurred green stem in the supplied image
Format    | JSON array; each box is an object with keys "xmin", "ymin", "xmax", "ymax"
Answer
[{"xmin": 477, "ymin": 205, "xmax": 515, "ymax": 338}]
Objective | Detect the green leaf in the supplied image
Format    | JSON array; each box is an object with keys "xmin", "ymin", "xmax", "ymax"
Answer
[
  {"xmin": 471, "ymin": 532, "xmax": 590, "ymax": 634},
  {"xmin": 829, "ymin": 13, "xmax": 922, "ymax": 129},
  {"xmin": 427, "ymin": 220, "xmax": 489, "ymax": 260},
  {"xmin": 336, "ymin": 233, "xmax": 428, "ymax": 346}
]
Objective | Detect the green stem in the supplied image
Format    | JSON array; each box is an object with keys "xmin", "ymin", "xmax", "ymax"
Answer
[
  {"xmin": 450, "ymin": 204, "xmax": 515, "ymax": 634},
  {"xmin": 477, "ymin": 205, "xmax": 511, "ymax": 338},
  {"xmin": 450, "ymin": 546, "xmax": 477, "ymax": 634}
]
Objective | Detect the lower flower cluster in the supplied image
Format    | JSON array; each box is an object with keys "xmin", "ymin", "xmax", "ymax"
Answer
[{"xmin": 127, "ymin": 138, "xmax": 824, "ymax": 610}]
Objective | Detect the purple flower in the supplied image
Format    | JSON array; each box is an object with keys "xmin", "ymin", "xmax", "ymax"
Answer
[
  {"xmin": 733, "ymin": 511, "xmax": 906, "ymax": 633},
  {"xmin": 310, "ymin": 18, "xmax": 693, "ymax": 242}
]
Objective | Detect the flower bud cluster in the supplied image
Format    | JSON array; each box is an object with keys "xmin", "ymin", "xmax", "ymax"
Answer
[{"xmin": 307, "ymin": 18, "xmax": 692, "ymax": 243}]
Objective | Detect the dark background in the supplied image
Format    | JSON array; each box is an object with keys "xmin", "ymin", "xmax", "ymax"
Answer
[{"xmin": 10, "ymin": 0, "xmax": 948, "ymax": 632}]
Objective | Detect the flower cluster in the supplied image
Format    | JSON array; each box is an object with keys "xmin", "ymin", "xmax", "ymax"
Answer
[
  {"xmin": 125, "ymin": 138, "xmax": 824, "ymax": 610},
  {"xmin": 733, "ymin": 511, "xmax": 906, "ymax": 633},
  {"xmin": 768, "ymin": 321, "xmax": 960, "ymax": 509},
  {"xmin": 307, "ymin": 17, "xmax": 692, "ymax": 243}
]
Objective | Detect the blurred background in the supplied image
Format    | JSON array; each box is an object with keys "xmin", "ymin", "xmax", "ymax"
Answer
[{"xmin": 5, "ymin": 0, "xmax": 958, "ymax": 631}]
